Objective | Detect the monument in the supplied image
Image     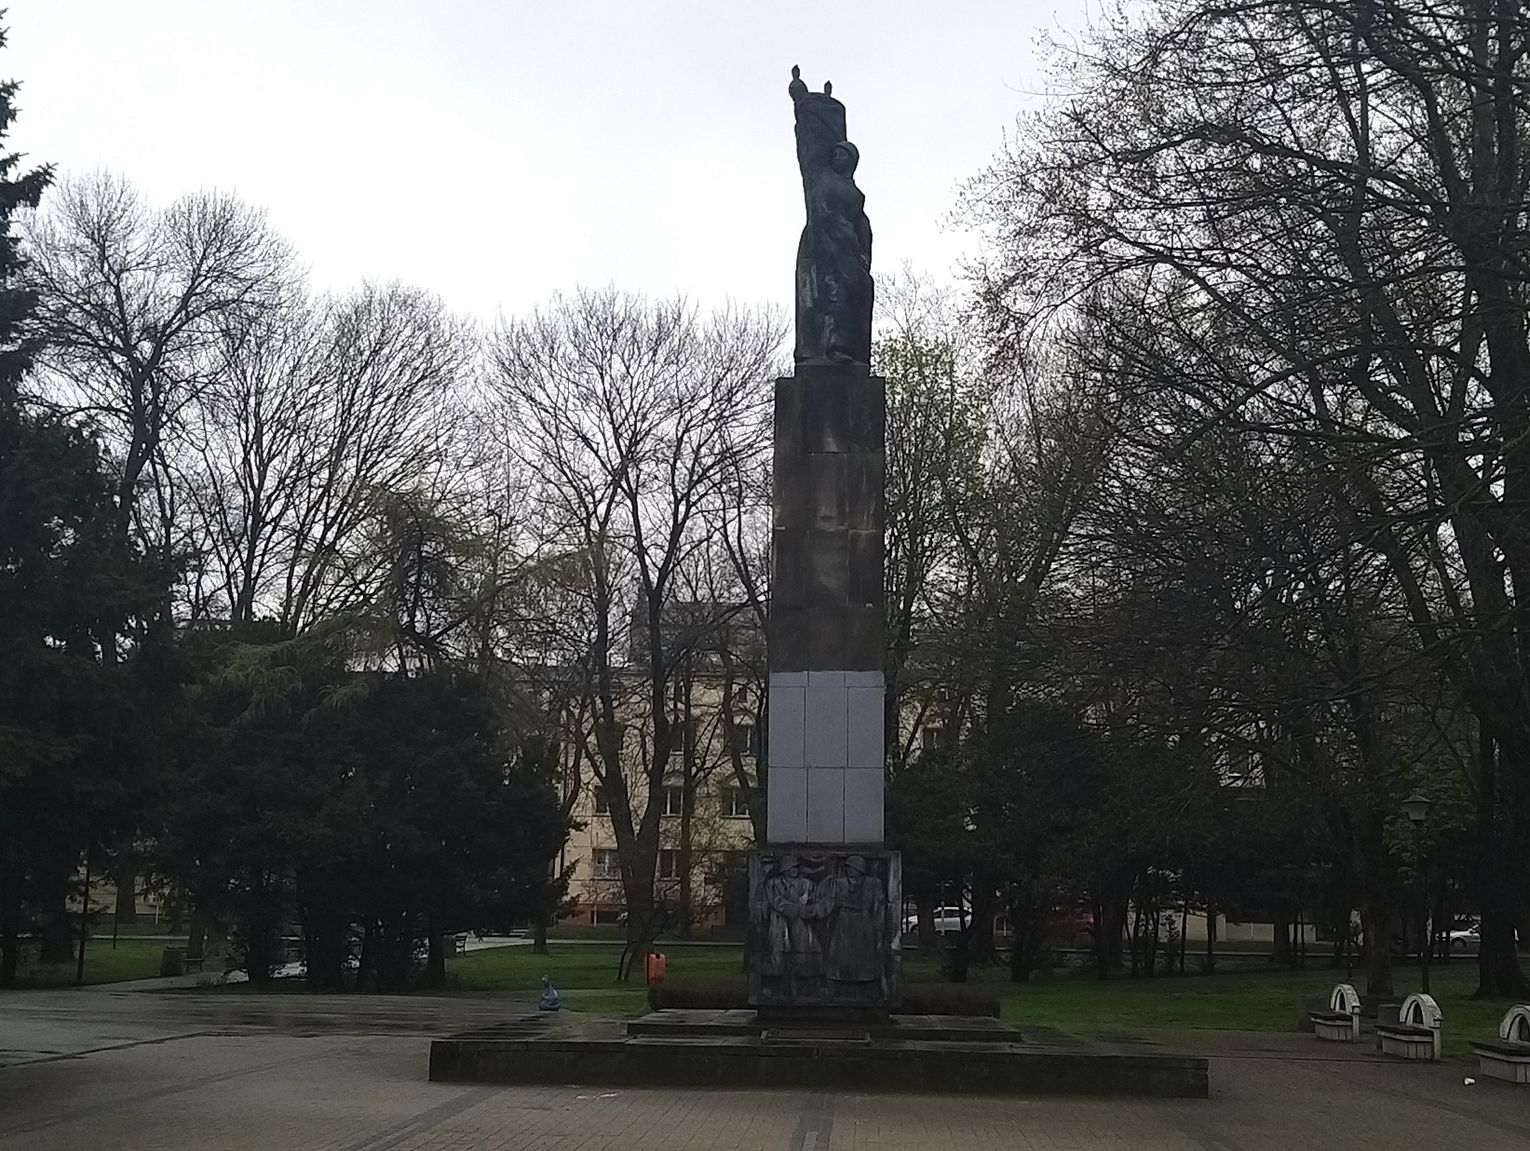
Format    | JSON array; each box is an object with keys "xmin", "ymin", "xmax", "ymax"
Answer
[
  {"xmin": 426, "ymin": 68, "xmax": 1208, "ymax": 1094},
  {"xmin": 746, "ymin": 66, "xmax": 900, "ymax": 1013}
]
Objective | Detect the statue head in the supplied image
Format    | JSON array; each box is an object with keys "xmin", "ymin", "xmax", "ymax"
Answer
[
  {"xmin": 778, "ymin": 853, "xmax": 799, "ymax": 876},
  {"xmin": 844, "ymin": 854, "xmax": 868, "ymax": 876},
  {"xmin": 830, "ymin": 141, "xmax": 860, "ymax": 177}
]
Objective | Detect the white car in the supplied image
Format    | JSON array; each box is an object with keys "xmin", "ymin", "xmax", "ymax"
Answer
[
  {"xmin": 901, "ymin": 906, "xmax": 967, "ymax": 935},
  {"xmin": 1448, "ymin": 922, "xmax": 1520, "ymax": 953},
  {"xmin": 1449, "ymin": 921, "xmax": 1480, "ymax": 953}
]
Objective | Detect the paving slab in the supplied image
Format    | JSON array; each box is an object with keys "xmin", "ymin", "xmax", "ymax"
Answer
[{"xmin": 6, "ymin": 990, "xmax": 1530, "ymax": 1149}]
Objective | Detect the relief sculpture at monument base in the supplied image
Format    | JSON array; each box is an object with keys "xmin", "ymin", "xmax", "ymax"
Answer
[{"xmin": 746, "ymin": 848, "xmax": 901, "ymax": 1009}]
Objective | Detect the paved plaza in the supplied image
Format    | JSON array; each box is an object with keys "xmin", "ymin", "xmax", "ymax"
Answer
[{"xmin": 4, "ymin": 989, "xmax": 1530, "ymax": 1150}]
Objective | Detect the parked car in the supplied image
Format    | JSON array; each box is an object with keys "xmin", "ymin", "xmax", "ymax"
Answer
[
  {"xmin": 1044, "ymin": 908, "xmax": 1097, "ymax": 949},
  {"xmin": 901, "ymin": 906, "xmax": 967, "ymax": 935},
  {"xmin": 1449, "ymin": 920, "xmax": 1480, "ymax": 954},
  {"xmin": 1448, "ymin": 920, "xmax": 1519, "ymax": 953}
]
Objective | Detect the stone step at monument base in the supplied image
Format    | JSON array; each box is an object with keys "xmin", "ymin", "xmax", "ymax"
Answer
[
  {"xmin": 628, "ymin": 1007, "xmax": 1021, "ymax": 1045},
  {"xmin": 428, "ymin": 1011, "xmax": 1209, "ymax": 1098}
]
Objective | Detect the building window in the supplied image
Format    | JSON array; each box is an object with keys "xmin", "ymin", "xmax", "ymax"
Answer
[
  {"xmin": 668, "ymin": 719, "xmax": 698, "ymax": 760},
  {"xmin": 921, "ymin": 725, "xmax": 951, "ymax": 751},
  {"xmin": 592, "ymin": 907, "xmax": 624, "ymax": 925},
  {"xmin": 593, "ymin": 786, "xmax": 609, "ymax": 816},
  {"xmin": 659, "ymin": 849, "xmax": 680, "ymax": 879},
  {"xmin": 661, "ymin": 785, "xmax": 685, "ymax": 817},
  {"xmin": 707, "ymin": 849, "xmax": 749, "ymax": 892},
  {"xmin": 722, "ymin": 787, "xmax": 751, "ymax": 819},
  {"xmin": 729, "ymin": 722, "xmax": 759, "ymax": 758},
  {"xmin": 592, "ymin": 848, "xmax": 621, "ymax": 879}
]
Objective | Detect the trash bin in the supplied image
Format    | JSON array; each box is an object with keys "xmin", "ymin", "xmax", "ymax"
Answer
[
  {"xmin": 644, "ymin": 951, "xmax": 667, "ymax": 983},
  {"xmin": 159, "ymin": 947, "xmax": 186, "ymax": 977}
]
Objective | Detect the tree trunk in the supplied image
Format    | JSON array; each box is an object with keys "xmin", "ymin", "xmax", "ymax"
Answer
[
  {"xmin": 970, "ymin": 884, "xmax": 998, "ymax": 965},
  {"xmin": 243, "ymin": 914, "xmax": 280, "ymax": 986},
  {"xmin": 678, "ymin": 743, "xmax": 694, "ymax": 939},
  {"xmin": 1204, "ymin": 898, "xmax": 1217, "ymax": 975},
  {"xmin": 0, "ymin": 868, "xmax": 19, "ymax": 988},
  {"xmin": 1270, "ymin": 908, "xmax": 1293, "ymax": 967},
  {"xmin": 75, "ymin": 850, "xmax": 92, "ymax": 987},
  {"xmin": 296, "ymin": 881, "xmax": 342, "ymax": 991},
  {"xmin": 946, "ymin": 926, "xmax": 973, "ymax": 983},
  {"xmin": 165, "ymin": 886, "xmax": 184, "ymax": 934},
  {"xmin": 426, "ymin": 928, "xmax": 447, "ymax": 985},
  {"xmin": 1128, "ymin": 897, "xmax": 1143, "ymax": 978},
  {"xmin": 113, "ymin": 856, "xmax": 137, "ymax": 923},
  {"xmin": 357, "ymin": 922, "xmax": 377, "ymax": 990},
  {"xmin": 1476, "ymin": 868, "xmax": 1527, "ymax": 996},
  {"xmin": 533, "ymin": 918, "xmax": 549, "ymax": 955},
  {"xmin": 1359, "ymin": 805, "xmax": 1395, "ymax": 1000},
  {"xmin": 915, "ymin": 888, "xmax": 938, "ymax": 952},
  {"xmin": 1474, "ymin": 725, "xmax": 1529, "ymax": 995},
  {"xmin": 621, "ymin": 878, "xmax": 657, "ymax": 982},
  {"xmin": 1102, "ymin": 894, "xmax": 1128, "ymax": 969},
  {"xmin": 0, "ymin": 916, "xmax": 17, "ymax": 987},
  {"xmin": 301, "ymin": 908, "xmax": 347, "ymax": 992},
  {"xmin": 39, "ymin": 898, "xmax": 74, "ymax": 965},
  {"xmin": 1007, "ymin": 897, "xmax": 1042, "ymax": 984},
  {"xmin": 187, "ymin": 907, "xmax": 209, "ymax": 960},
  {"xmin": 1091, "ymin": 897, "xmax": 1109, "ymax": 980}
]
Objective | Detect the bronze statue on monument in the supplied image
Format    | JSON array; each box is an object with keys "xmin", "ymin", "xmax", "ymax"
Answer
[{"xmin": 788, "ymin": 65, "xmax": 873, "ymax": 368}]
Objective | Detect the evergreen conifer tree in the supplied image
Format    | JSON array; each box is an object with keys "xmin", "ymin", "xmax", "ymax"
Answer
[{"xmin": 0, "ymin": 22, "xmax": 152, "ymax": 986}]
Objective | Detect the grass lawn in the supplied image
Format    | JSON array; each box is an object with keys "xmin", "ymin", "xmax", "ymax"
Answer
[
  {"xmin": 450, "ymin": 943, "xmax": 1520, "ymax": 1060},
  {"xmin": 449, "ymin": 943, "xmax": 743, "ymax": 1015},
  {"xmin": 100, "ymin": 918, "xmax": 191, "ymax": 939},
  {"xmin": 908, "ymin": 952, "xmax": 1514, "ymax": 1060},
  {"xmin": 9, "ymin": 936, "xmax": 182, "ymax": 989},
  {"xmin": 995, "ymin": 965, "xmax": 1504, "ymax": 1049}
]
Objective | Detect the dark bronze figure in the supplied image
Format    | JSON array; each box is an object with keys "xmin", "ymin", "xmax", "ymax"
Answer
[{"xmin": 789, "ymin": 65, "xmax": 873, "ymax": 368}]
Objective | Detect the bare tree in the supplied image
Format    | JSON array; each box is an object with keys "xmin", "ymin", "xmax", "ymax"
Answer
[
  {"xmin": 26, "ymin": 173, "xmax": 292, "ymax": 560},
  {"xmin": 182, "ymin": 283, "xmax": 475, "ymax": 630},
  {"xmin": 181, "ymin": 286, "xmax": 318, "ymax": 624},
  {"xmin": 487, "ymin": 287, "xmax": 782, "ymax": 972},
  {"xmin": 963, "ymin": 0, "xmax": 1530, "ymax": 994}
]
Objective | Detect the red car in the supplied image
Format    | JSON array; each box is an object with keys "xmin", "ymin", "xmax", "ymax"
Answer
[{"xmin": 1044, "ymin": 908, "xmax": 1096, "ymax": 948}]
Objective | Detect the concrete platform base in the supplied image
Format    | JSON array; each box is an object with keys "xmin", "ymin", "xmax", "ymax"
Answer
[{"xmin": 429, "ymin": 1010, "xmax": 1209, "ymax": 1098}]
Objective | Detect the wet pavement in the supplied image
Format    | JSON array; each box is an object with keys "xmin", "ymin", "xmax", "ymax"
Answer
[
  {"xmin": 6, "ymin": 988, "xmax": 1530, "ymax": 1149},
  {"xmin": 2, "ymin": 987, "xmax": 546, "ymax": 1065}
]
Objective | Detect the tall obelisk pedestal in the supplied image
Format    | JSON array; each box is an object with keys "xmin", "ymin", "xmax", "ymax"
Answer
[{"xmin": 746, "ymin": 366, "xmax": 901, "ymax": 1012}]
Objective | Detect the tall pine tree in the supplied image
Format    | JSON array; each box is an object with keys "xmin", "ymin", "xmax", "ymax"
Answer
[{"xmin": 0, "ymin": 23, "xmax": 160, "ymax": 985}]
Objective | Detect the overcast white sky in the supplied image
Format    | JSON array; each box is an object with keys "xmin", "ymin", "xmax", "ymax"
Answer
[{"xmin": 5, "ymin": 1, "xmax": 1083, "ymax": 323}]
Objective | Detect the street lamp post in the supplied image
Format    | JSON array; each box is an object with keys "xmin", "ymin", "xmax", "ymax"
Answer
[{"xmin": 1403, "ymin": 793, "xmax": 1434, "ymax": 994}]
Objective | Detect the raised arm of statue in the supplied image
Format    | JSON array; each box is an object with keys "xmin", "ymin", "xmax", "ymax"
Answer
[{"xmin": 790, "ymin": 67, "xmax": 847, "ymax": 191}]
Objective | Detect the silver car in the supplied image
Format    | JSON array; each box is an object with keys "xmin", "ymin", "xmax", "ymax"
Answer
[{"xmin": 901, "ymin": 906, "xmax": 966, "ymax": 935}]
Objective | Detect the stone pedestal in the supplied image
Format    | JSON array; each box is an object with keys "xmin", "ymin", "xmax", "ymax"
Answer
[
  {"xmin": 765, "ymin": 369, "xmax": 885, "ymax": 845},
  {"xmin": 749, "ymin": 368, "xmax": 898, "ymax": 1011}
]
